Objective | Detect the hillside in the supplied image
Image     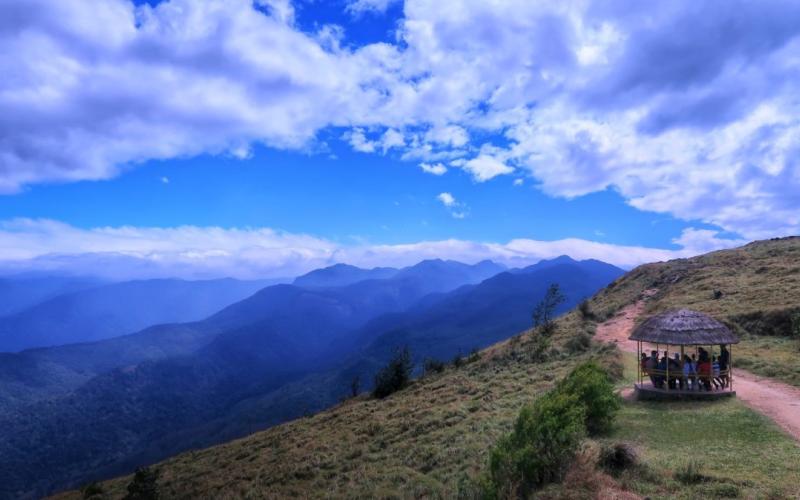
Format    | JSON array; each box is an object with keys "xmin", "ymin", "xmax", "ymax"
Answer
[
  {"xmin": 56, "ymin": 238, "xmax": 800, "ymax": 499},
  {"xmin": 0, "ymin": 278, "xmax": 280, "ymax": 352},
  {"xmin": 586, "ymin": 236, "xmax": 800, "ymax": 386},
  {"xmin": 0, "ymin": 275, "xmax": 105, "ymax": 316},
  {"xmin": 159, "ymin": 258, "xmax": 623, "ymax": 448},
  {"xmin": 0, "ymin": 259, "xmax": 519, "ymax": 498}
]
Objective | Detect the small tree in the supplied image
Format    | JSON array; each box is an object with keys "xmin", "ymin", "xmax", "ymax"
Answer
[
  {"xmin": 423, "ymin": 357, "xmax": 445, "ymax": 375},
  {"xmin": 350, "ymin": 375, "xmax": 361, "ymax": 398},
  {"xmin": 123, "ymin": 467, "xmax": 159, "ymax": 500},
  {"xmin": 373, "ymin": 346, "xmax": 412, "ymax": 399},
  {"xmin": 578, "ymin": 300, "xmax": 594, "ymax": 321},
  {"xmin": 532, "ymin": 283, "xmax": 566, "ymax": 337},
  {"xmin": 487, "ymin": 390, "xmax": 586, "ymax": 496},
  {"xmin": 557, "ymin": 362, "xmax": 621, "ymax": 435}
]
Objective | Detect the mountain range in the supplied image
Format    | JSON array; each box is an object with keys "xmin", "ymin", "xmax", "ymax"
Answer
[
  {"xmin": 0, "ymin": 278, "xmax": 284, "ymax": 352},
  {"xmin": 0, "ymin": 257, "xmax": 622, "ymax": 498}
]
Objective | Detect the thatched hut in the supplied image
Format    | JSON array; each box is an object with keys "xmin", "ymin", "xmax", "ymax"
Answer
[{"xmin": 629, "ymin": 309, "xmax": 739, "ymax": 400}]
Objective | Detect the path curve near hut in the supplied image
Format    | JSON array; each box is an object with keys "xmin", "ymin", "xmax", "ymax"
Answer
[{"xmin": 596, "ymin": 300, "xmax": 800, "ymax": 444}]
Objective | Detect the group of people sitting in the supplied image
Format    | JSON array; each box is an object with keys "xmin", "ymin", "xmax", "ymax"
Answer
[{"xmin": 640, "ymin": 345, "xmax": 730, "ymax": 391}]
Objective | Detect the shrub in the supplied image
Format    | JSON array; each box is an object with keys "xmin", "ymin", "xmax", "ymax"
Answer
[
  {"xmin": 123, "ymin": 467, "xmax": 159, "ymax": 500},
  {"xmin": 791, "ymin": 311, "xmax": 800, "ymax": 339},
  {"xmin": 372, "ymin": 346, "xmax": 412, "ymax": 399},
  {"xmin": 350, "ymin": 375, "xmax": 360, "ymax": 398},
  {"xmin": 81, "ymin": 482, "xmax": 104, "ymax": 499},
  {"xmin": 467, "ymin": 348, "xmax": 480, "ymax": 363},
  {"xmin": 487, "ymin": 390, "xmax": 586, "ymax": 497},
  {"xmin": 565, "ymin": 331, "xmax": 592, "ymax": 353},
  {"xmin": 578, "ymin": 300, "xmax": 595, "ymax": 320},
  {"xmin": 599, "ymin": 442, "xmax": 638, "ymax": 473},
  {"xmin": 423, "ymin": 357, "xmax": 445, "ymax": 375},
  {"xmin": 675, "ymin": 460, "xmax": 707, "ymax": 485},
  {"xmin": 452, "ymin": 351, "xmax": 464, "ymax": 368},
  {"xmin": 556, "ymin": 362, "xmax": 621, "ymax": 435}
]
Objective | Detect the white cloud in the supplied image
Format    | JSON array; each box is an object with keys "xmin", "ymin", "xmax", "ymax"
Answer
[
  {"xmin": 436, "ymin": 192, "xmax": 456, "ymax": 207},
  {"xmin": 345, "ymin": 0, "xmax": 400, "ymax": 16},
  {"xmin": 461, "ymin": 155, "xmax": 514, "ymax": 182},
  {"xmin": 436, "ymin": 192, "xmax": 468, "ymax": 218},
  {"xmin": 0, "ymin": 220, "xmax": 744, "ymax": 280},
  {"xmin": 160, "ymin": 176, "xmax": 170, "ymax": 184},
  {"xmin": 380, "ymin": 128, "xmax": 405, "ymax": 152},
  {"xmin": 419, "ymin": 162, "xmax": 447, "ymax": 175},
  {"xmin": 425, "ymin": 125, "xmax": 469, "ymax": 147},
  {"xmin": 347, "ymin": 128, "xmax": 376, "ymax": 153},
  {"xmin": 2, "ymin": 0, "xmax": 800, "ymax": 240}
]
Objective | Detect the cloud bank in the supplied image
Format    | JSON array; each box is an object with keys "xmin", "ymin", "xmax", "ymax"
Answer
[
  {"xmin": 1, "ymin": 0, "xmax": 799, "ymax": 240},
  {"xmin": 0, "ymin": 219, "xmax": 745, "ymax": 280}
]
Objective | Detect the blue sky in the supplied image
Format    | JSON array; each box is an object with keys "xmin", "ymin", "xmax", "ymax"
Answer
[
  {"xmin": 0, "ymin": 0, "xmax": 797, "ymax": 279},
  {"xmin": 1, "ymin": 142, "xmax": 707, "ymax": 248}
]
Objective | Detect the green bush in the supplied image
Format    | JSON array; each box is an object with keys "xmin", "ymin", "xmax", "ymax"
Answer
[
  {"xmin": 598, "ymin": 442, "xmax": 637, "ymax": 474},
  {"xmin": 578, "ymin": 300, "xmax": 595, "ymax": 320},
  {"xmin": 423, "ymin": 357, "xmax": 445, "ymax": 375},
  {"xmin": 81, "ymin": 482, "xmax": 104, "ymax": 499},
  {"xmin": 372, "ymin": 346, "xmax": 412, "ymax": 399},
  {"xmin": 565, "ymin": 331, "xmax": 592, "ymax": 353},
  {"xmin": 123, "ymin": 467, "xmax": 159, "ymax": 500},
  {"xmin": 556, "ymin": 361, "xmax": 620, "ymax": 435},
  {"xmin": 675, "ymin": 460, "xmax": 707, "ymax": 485},
  {"xmin": 487, "ymin": 390, "xmax": 586, "ymax": 497}
]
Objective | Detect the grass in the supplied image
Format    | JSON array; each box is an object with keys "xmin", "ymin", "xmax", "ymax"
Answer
[
  {"xmin": 600, "ymin": 354, "xmax": 800, "ymax": 499},
  {"xmin": 55, "ymin": 314, "xmax": 621, "ymax": 499},
  {"xmin": 735, "ymin": 335, "xmax": 800, "ymax": 386}
]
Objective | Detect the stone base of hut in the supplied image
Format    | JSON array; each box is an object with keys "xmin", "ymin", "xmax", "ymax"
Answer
[{"xmin": 634, "ymin": 384, "xmax": 736, "ymax": 401}]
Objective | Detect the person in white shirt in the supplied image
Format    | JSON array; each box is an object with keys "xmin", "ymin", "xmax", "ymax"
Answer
[{"xmin": 682, "ymin": 354, "xmax": 696, "ymax": 390}]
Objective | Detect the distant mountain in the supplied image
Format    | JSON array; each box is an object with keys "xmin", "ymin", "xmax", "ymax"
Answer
[
  {"xmin": 0, "ymin": 275, "xmax": 103, "ymax": 317},
  {"xmin": 0, "ymin": 278, "xmax": 283, "ymax": 353},
  {"xmin": 0, "ymin": 259, "xmax": 508, "ymax": 498},
  {"xmin": 200, "ymin": 257, "xmax": 624, "ymax": 440},
  {"xmin": 293, "ymin": 263, "xmax": 398, "ymax": 287}
]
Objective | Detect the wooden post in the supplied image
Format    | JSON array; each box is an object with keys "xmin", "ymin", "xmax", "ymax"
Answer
[
  {"xmin": 666, "ymin": 344, "xmax": 669, "ymax": 392},
  {"xmin": 680, "ymin": 344, "xmax": 685, "ymax": 391},
  {"xmin": 730, "ymin": 344, "xmax": 734, "ymax": 392},
  {"xmin": 638, "ymin": 341, "xmax": 641, "ymax": 387}
]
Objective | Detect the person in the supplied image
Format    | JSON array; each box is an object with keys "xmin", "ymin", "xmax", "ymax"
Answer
[
  {"xmin": 682, "ymin": 354, "xmax": 696, "ymax": 390},
  {"xmin": 718, "ymin": 344, "xmax": 730, "ymax": 388},
  {"xmin": 697, "ymin": 349, "xmax": 712, "ymax": 391},
  {"xmin": 641, "ymin": 352, "xmax": 649, "ymax": 381},
  {"xmin": 712, "ymin": 355, "xmax": 721, "ymax": 389},
  {"xmin": 656, "ymin": 353, "xmax": 668, "ymax": 389},
  {"xmin": 647, "ymin": 350, "xmax": 660, "ymax": 387}
]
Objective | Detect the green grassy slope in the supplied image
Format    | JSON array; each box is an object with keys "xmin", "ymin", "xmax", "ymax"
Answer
[
  {"xmin": 56, "ymin": 313, "xmax": 619, "ymax": 498},
  {"xmin": 588, "ymin": 236, "xmax": 800, "ymax": 386},
  {"xmin": 56, "ymin": 237, "xmax": 800, "ymax": 498}
]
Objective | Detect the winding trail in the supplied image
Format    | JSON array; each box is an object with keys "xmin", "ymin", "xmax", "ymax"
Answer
[{"xmin": 596, "ymin": 300, "xmax": 800, "ymax": 444}]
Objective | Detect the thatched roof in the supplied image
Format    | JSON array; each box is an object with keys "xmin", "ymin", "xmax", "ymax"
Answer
[{"xmin": 629, "ymin": 309, "xmax": 739, "ymax": 345}]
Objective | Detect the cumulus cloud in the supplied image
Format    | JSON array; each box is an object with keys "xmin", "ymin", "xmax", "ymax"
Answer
[
  {"xmin": 1, "ymin": 0, "xmax": 799, "ymax": 240},
  {"xmin": 436, "ymin": 192, "xmax": 468, "ymax": 218},
  {"xmin": 460, "ymin": 155, "xmax": 514, "ymax": 182},
  {"xmin": 0, "ymin": 219, "xmax": 744, "ymax": 280},
  {"xmin": 419, "ymin": 162, "xmax": 447, "ymax": 175}
]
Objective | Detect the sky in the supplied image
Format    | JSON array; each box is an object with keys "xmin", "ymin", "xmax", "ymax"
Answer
[{"xmin": 0, "ymin": 0, "xmax": 798, "ymax": 279}]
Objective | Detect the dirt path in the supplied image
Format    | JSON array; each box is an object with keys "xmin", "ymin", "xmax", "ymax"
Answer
[{"xmin": 596, "ymin": 300, "xmax": 800, "ymax": 444}]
